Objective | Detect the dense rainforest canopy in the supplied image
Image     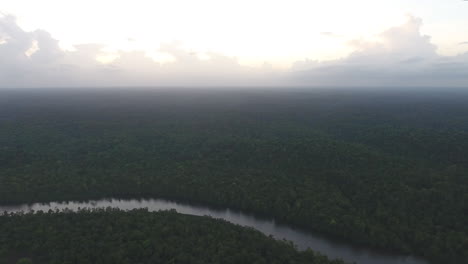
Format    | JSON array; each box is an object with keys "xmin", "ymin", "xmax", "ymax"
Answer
[
  {"xmin": 0, "ymin": 208, "xmax": 344, "ymax": 264},
  {"xmin": 0, "ymin": 88, "xmax": 467, "ymax": 263}
]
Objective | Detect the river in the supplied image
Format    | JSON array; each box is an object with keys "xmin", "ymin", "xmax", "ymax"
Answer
[{"xmin": 0, "ymin": 198, "xmax": 427, "ymax": 264}]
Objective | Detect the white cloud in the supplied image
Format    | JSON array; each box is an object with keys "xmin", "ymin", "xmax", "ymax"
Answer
[
  {"xmin": 290, "ymin": 16, "xmax": 468, "ymax": 87},
  {"xmin": 0, "ymin": 15, "xmax": 278, "ymax": 88},
  {"xmin": 0, "ymin": 14, "xmax": 467, "ymax": 88}
]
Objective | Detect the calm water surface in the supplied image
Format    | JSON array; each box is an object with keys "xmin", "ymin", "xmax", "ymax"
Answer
[{"xmin": 0, "ymin": 198, "xmax": 427, "ymax": 264}]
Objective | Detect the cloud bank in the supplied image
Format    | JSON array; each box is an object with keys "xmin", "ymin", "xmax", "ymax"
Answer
[
  {"xmin": 1, "ymin": 14, "xmax": 467, "ymax": 88},
  {"xmin": 0, "ymin": 15, "xmax": 277, "ymax": 87},
  {"xmin": 290, "ymin": 16, "xmax": 468, "ymax": 87}
]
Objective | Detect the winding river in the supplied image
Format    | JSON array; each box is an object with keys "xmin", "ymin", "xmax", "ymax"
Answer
[{"xmin": 0, "ymin": 198, "xmax": 427, "ymax": 264}]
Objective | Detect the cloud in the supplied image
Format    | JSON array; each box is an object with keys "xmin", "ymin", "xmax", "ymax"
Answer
[
  {"xmin": 0, "ymin": 15, "xmax": 278, "ymax": 88},
  {"xmin": 290, "ymin": 16, "xmax": 468, "ymax": 87},
  {"xmin": 0, "ymin": 14, "xmax": 467, "ymax": 88},
  {"xmin": 460, "ymin": 41, "xmax": 468, "ymax": 45}
]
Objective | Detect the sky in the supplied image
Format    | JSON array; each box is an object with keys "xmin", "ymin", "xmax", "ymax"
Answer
[{"xmin": 1, "ymin": 0, "xmax": 468, "ymax": 88}]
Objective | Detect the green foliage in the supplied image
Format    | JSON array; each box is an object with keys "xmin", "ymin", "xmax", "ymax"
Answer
[
  {"xmin": 0, "ymin": 209, "xmax": 343, "ymax": 264},
  {"xmin": 0, "ymin": 89, "xmax": 467, "ymax": 263}
]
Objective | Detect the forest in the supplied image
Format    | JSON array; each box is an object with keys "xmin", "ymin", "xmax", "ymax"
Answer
[
  {"xmin": 0, "ymin": 208, "xmax": 344, "ymax": 264},
  {"xmin": 0, "ymin": 88, "xmax": 467, "ymax": 263}
]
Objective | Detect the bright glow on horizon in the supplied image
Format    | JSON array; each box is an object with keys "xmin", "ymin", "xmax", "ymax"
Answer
[{"xmin": 2, "ymin": 0, "xmax": 468, "ymax": 68}]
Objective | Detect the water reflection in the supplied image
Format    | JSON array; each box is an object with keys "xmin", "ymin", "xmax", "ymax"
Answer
[{"xmin": 0, "ymin": 198, "xmax": 427, "ymax": 264}]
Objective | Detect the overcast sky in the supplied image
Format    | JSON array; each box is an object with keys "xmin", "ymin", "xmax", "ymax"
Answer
[{"xmin": 1, "ymin": 0, "xmax": 468, "ymax": 88}]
